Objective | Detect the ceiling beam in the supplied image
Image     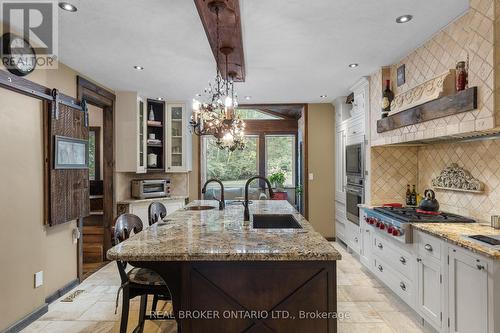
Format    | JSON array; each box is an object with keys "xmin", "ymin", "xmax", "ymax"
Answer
[{"xmin": 194, "ymin": 0, "xmax": 245, "ymax": 82}]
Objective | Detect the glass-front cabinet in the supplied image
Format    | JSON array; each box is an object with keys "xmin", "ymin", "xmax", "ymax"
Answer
[
  {"xmin": 137, "ymin": 96, "xmax": 147, "ymax": 173},
  {"xmin": 166, "ymin": 103, "xmax": 191, "ymax": 172}
]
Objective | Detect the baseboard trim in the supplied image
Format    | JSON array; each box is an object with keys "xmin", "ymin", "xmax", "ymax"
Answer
[
  {"xmin": 45, "ymin": 278, "xmax": 80, "ymax": 304},
  {"xmin": 325, "ymin": 237, "xmax": 336, "ymax": 242},
  {"xmin": 2, "ymin": 304, "xmax": 48, "ymax": 333}
]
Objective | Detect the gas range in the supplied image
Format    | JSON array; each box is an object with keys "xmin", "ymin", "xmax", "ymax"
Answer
[{"xmin": 365, "ymin": 207, "xmax": 475, "ymax": 243}]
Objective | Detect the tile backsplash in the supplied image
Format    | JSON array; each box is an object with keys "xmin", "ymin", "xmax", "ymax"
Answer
[
  {"xmin": 371, "ymin": 146, "xmax": 418, "ymax": 204},
  {"xmin": 369, "ymin": 0, "xmax": 498, "ymax": 146},
  {"xmin": 371, "ymin": 139, "xmax": 500, "ymax": 222},
  {"xmin": 419, "ymin": 139, "xmax": 500, "ymax": 221}
]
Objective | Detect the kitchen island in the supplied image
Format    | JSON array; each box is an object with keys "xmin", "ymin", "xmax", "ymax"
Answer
[{"xmin": 107, "ymin": 200, "xmax": 341, "ymax": 333}]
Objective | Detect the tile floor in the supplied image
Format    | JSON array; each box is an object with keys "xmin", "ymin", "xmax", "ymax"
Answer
[{"xmin": 21, "ymin": 242, "xmax": 435, "ymax": 333}]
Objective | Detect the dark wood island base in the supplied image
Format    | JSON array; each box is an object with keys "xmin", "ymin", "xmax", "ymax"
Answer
[{"xmin": 133, "ymin": 260, "xmax": 337, "ymax": 333}]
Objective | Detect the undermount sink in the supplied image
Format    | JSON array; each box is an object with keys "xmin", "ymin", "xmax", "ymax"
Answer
[
  {"xmin": 252, "ymin": 214, "xmax": 302, "ymax": 229},
  {"xmin": 185, "ymin": 205, "xmax": 217, "ymax": 211}
]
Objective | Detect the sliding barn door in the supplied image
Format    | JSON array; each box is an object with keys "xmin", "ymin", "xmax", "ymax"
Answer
[{"xmin": 48, "ymin": 103, "xmax": 90, "ymax": 225}]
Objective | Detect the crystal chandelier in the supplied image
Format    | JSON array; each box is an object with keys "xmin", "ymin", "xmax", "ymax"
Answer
[{"xmin": 190, "ymin": 0, "xmax": 246, "ymax": 151}]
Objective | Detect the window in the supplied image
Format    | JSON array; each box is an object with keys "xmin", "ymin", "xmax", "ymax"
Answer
[
  {"xmin": 235, "ymin": 109, "xmax": 282, "ymax": 120},
  {"xmin": 265, "ymin": 135, "xmax": 295, "ymax": 187},
  {"xmin": 202, "ymin": 135, "xmax": 259, "ymax": 188}
]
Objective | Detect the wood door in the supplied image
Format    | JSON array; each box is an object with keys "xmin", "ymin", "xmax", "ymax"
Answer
[
  {"xmin": 48, "ymin": 103, "xmax": 90, "ymax": 225},
  {"xmin": 448, "ymin": 248, "xmax": 488, "ymax": 333}
]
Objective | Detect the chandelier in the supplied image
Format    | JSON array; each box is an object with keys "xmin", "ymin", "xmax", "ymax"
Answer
[{"xmin": 190, "ymin": 0, "xmax": 246, "ymax": 151}]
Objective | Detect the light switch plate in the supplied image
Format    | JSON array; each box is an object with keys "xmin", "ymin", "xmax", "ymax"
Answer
[
  {"xmin": 309, "ymin": 173, "xmax": 314, "ymax": 181},
  {"xmin": 34, "ymin": 271, "xmax": 43, "ymax": 288}
]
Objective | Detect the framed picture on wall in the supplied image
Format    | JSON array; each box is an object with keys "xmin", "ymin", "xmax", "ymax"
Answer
[
  {"xmin": 54, "ymin": 135, "xmax": 89, "ymax": 169},
  {"xmin": 397, "ymin": 64, "xmax": 406, "ymax": 86}
]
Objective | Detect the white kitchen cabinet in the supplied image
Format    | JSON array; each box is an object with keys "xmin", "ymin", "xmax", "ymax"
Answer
[
  {"xmin": 345, "ymin": 221, "xmax": 361, "ymax": 255},
  {"xmin": 416, "ymin": 256, "xmax": 442, "ymax": 330},
  {"xmin": 116, "ymin": 92, "xmax": 147, "ymax": 173},
  {"xmin": 165, "ymin": 103, "xmax": 192, "ymax": 172},
  {"xmin": 335, "ymin": 127, "xmax": 346, "ymax": 203},
  {"xmin": 126, "ymin": 199, "xmax": 185, "ymax": 225},
  {"xmin": 359, "ymin": 211, "xmax": 372, "ymax": 267},
  {"xmin": 448, "ymin": 247, "xmax": 488, "ymax": 333}
]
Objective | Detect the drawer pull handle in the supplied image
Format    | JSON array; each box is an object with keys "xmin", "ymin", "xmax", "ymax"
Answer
[
  {"xmin": 377, "ymin": 243, "xmax": 383, "ymax": 249},
  {"xmin": 424, "ymin": 244, "xmax": 433, "ymax": 252},
  {"xmin": 477, "ymin": 265, "xmax": 485, "ymax": 270},
  {"xmin": 400, "ymin": 282, "xmax": 406, "ymax": 291},
  {"xmin": 378, "ymin": 265, "xmax": 383, "ymax": 272},
  {"xmin": 399, "ymin": 257, "xmax": 406, "ymax": 265},
  {"xmin": 354, "ymin": 237, "xmax": 358, "ymax": 243},
  {"xmin": 417, "ymin": 258, "xmax": 422, "ymax": 262}
]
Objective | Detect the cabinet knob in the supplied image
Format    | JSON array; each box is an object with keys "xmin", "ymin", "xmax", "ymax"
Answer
[
  {"xmin": 354, "ymin": 237, "xmax": 358, "ymax": 243},
  {"xmin": 399, "ymin": 256, "xmax": 406, "ymax": 265},
  {"xmin": 399, "ymin": 282, "xmax": 406, "ymax": 291},
  {"xmin": 477, "ymin": 264, "xmax": 485, "ymax": 271},
  {"xmin": 377, "ymin": 265, "xmax": 383, "ymax": 272},
  {"xmin": 424, "ymin": 244, "xmax": 433, "ymax": 252},
  {"xmin": 417, "ymin": 258, "xmax": 422, "ymax": 262},
  {"xmin": 377, "ymin": 243, "xmax": 383, "ymax": 249}
]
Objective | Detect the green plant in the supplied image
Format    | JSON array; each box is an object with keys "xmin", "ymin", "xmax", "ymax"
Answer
[
  {"xmin": 295, "ymin": 185, "xmax": 303, "ymax": 195},
  {"xmin": 269, "ymin": 171, "xmax": 286, "ymax": 189}
]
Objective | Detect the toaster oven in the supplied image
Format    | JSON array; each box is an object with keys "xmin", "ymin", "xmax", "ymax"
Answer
[{"xmin": 131, "ymin": 179, "xmax": 170, "ymax": 199}]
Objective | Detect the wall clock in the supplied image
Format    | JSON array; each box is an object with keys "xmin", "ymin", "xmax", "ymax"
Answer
[{"xmin": 1, "ymin": 33, "xmax": 37, "ymax": 76}]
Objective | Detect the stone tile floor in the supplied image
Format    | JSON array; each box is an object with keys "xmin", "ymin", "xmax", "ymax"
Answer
[{"xmin": 21, "ymin": 242, "xmax": 434, "ymax": 332}]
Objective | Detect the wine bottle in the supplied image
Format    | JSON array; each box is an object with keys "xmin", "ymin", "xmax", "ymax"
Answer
[
  {"xmin": 405, "ymin": 184, "xmax": 411, "ymax": 206},
  {"xmin": 411, "ymin": 185, "xmax": 417, "ymax": 206},
  {"xmin": 381, "ymin": 80, "xmax": 394, "ymax": 118}
]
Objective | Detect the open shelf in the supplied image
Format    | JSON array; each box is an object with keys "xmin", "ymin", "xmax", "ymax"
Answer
[
  {"xmin": 377, "ymin": 87, "xmax": 477, "ymax": 133},
  {"xmin": 146, "ymin": 99, "xmax": 165, "ymax": 172},
  {"xmin": 147, "ymin": 167, "xmax": 165, "ymax": 172}
]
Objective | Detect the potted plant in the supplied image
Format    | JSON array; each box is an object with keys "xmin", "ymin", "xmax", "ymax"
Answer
[{"xmin": 269, "ymin": 171, "xmax": 286, "ymax": 192}]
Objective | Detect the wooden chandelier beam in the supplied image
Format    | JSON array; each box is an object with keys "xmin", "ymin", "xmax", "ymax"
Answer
[{"xmin": 194, "ymin": 0, "xmax": 246, "ymax": 82}]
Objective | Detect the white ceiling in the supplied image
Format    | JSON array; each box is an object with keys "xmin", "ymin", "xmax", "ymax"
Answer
[{"xmin": 59, "ymin": 0, "xmax": 469, "ymax": 103}]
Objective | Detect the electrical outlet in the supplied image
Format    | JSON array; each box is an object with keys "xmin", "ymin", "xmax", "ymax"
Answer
[
  {"xmin": 34, "ymin": 271, "xmax": 43, "ymax": 288},
  {"xmin": 308, "ymin": 173, "xmax": 314, "ymax": 181}
]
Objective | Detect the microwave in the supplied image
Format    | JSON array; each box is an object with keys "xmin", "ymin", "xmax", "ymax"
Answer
[
  {"xmin": 131, "ymin": 179, "xmax": 170, "ymax": 199},
  {"xmin": 345, "ymin": 143, "xmax": 364, "ymax": 180}
]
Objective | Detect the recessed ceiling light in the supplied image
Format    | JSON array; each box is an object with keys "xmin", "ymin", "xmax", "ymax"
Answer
[
  {"xmin": 133, "ymin": 65, "xmax": 144, "ymax": 70},
  {"xmin": 244, "ymin": 96, "xmax": 251, "ymax": 100},
  {"xmin": 157, "ymin": 97, "xmax": 164, "ymax": 101},
  {"xmin": 58, "ymin": 2, "xmax": 77, "ymax": 12},
  {"xmin": 348, "ymin": 63, "xmax": 359, "ymax": 68},
  {"xmin": 396, "ymin": 15, "xmax": 413, "ymax": 23},
  {"xmin": 320, "ymin": 95, "xmax": 328, "ymax": 98}
]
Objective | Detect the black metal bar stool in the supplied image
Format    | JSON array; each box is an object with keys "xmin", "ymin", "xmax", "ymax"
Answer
[{"xmin": 113, "ymin": 213, "xmax": 173, "ymax": 333}]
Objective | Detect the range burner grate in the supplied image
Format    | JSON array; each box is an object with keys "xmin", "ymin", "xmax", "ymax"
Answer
[{"xmin": 374, "ymin": 207, "xmax": 475, "ymax": 223}]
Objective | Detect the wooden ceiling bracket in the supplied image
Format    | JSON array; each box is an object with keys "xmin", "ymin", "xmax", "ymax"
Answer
[
  {"xmin": 207, "ymin": 1, "xmax": 227, "ymax": 13},
  {"xmin": 194, "ymin": 0, "xmax": 246, "ymax": 82}
]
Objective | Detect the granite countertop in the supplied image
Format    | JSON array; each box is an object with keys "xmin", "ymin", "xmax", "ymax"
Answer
[
  {"xmin": 107, "ymin": 200, "xmax": 341, "ymax": 262},
  {"xmin": 412, "ymin": 223, "xmax": 500, "ymax": 259},
  {"xmin": 117, "ymin": 196, "xmax": 188, "ymax": 204}
]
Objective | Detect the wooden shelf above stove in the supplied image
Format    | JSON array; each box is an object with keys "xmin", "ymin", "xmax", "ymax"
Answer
[{"xmin": 377, "ymin": 87, "xmax": 477, "ymax": 133}]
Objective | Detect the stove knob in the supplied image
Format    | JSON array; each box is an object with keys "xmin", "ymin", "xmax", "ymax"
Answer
[
  {"xmin": 387, "ymin": 226, "xmax": 394, "ymax": 234},
  {"xmin": 392, "ymin": 228, "xmax": 400, "ymax": 236},
  {"xmin": 379, "ymin": 223, "xmax": 385, "ymax": 230},
  {"xmin": 364, "ymin": 216, "xmax": 370, "ymax": 223}
]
